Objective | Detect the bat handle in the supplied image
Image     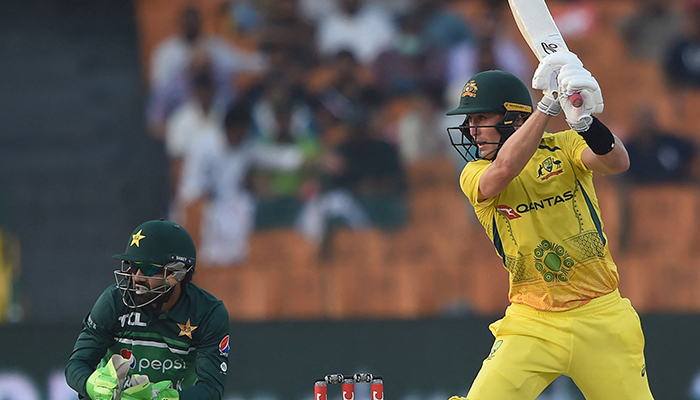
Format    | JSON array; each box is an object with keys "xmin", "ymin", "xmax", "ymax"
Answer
[{"xmin": 570, "ymin": 92, "xmax": 583, "ymax": 108}]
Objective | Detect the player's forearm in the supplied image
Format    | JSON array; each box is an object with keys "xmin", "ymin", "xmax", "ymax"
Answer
[
  {"xmin": 589, "ymin": 135, "xmax": 630, "ymax": 175},
  {"xmin": 492, "ymin": 111, "xmax": 550, "ymax": 178},
  {"xmin": 64, "ymin": 358, "xmax": 92, "ymax": 398},
  {"xmin": 478, "ymin": 111, "xmax": 550, "ymax": 200}
]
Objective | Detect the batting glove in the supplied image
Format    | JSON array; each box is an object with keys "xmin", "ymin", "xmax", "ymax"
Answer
[
  {"xmin": 532, "ymin": 51, "xmax": 583, "ymax": 117},
  {"xmin": 85, "ymin": 355, "xmax": 130, "ymax": 400},
  {"xmin": 558, "ymin": 64, "xmax": 604, "ymax": 132},
  {"xmin": 532, "ymin": 51, "xmax": 583, "ymax": 93}
]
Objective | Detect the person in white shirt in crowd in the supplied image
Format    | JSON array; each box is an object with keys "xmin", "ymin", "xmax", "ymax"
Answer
[
  {"xmin": 150, "ymin": 6, "xmax": 258, "ymax": 90},
  {"xmin": 178, "ymin": 101, "xmax": 311, "ymax": 266},
  {"xmin": 165, "ymin": 66, "xmax": 228, "ymax": 208},
  {"xmin": 316, "ymin": 0, "xmax": 399, "ymax": 65}
]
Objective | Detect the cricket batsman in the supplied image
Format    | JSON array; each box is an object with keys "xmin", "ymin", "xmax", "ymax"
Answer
[
  {"xmin": 65, "ymin": 219, "xmax": 230, "ymax": 400},
  {"xmin": 445, "ymin": 51, "xmax": 655, "ymax": 399}
]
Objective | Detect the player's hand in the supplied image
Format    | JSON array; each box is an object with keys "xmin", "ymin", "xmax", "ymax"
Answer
[
  {"xmin": 532, "ymin": 51, "xmax": 583, "ymax": 117},
  {"xmin": 119, "ymin": 377, "xmax": 179, "ymax": 400},
  {"xmin": 532, "ymin": 50, "xmax": 583, "ymax": 93},
  {"xmin": 558, "ymin": 64, "xmax": 604, "ymax": 132},
  {"xmin": 120, "ymin": 375, "xmax": 151, "ymax": 400},
  {"xmin": 85, "ymin": 354, "xmax": 130, "ymax": 400}
]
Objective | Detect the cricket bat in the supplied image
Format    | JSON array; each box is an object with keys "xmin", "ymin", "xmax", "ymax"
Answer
[{"xmin": 508, "ymin": 0, "xmax": 583, "ymax": 107}]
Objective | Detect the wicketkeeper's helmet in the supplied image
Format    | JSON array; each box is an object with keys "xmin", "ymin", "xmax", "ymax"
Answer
[
  {"xmin": 113, "ymin": 219, "xmax": 196, "ymax": 308},
  {"xmin": 446, "ymin": 70, "xmax": 533, "ymax": 162}
]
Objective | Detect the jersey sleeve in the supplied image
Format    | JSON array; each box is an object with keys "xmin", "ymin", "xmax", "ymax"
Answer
[
  {"xmin": 65, "ymin": 286, "xmax": 120, "ymax": 398},
  {"xmin": 459, "ymin": 160, "xmax": 493, "ymax": 206},
  {"xmin": 179, "ymin": 300, "xmax": 230, "ymax": 400},
  {"xmin": 560, "ymin": 129, "xmax": 589, "ymax": 171}
]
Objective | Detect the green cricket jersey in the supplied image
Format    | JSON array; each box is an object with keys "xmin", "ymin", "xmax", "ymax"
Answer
[{"xmin": 65, "ymin": 283, "xmax": 230, "ymax": 400}]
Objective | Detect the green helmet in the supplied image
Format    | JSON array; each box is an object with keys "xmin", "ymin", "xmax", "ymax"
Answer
[
  {"xmin": 446, "ymin": 70, "xmax": 533, "ymax": 162},
  {"xmin": 113, "ymin": 219, "xmax": 196, "ymax": 308},
  {"xmin": 446, "ymin": 70, "xmax": 533, "ymax": 116}
]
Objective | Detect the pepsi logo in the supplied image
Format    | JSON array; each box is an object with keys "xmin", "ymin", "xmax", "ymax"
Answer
[
  {"xmin": 219, "ymin": 335, "xmax": 230, "ymax": 357},
  {"xmin": 120, "ymin": 349, "xmax": 136, "ymax": 368}
]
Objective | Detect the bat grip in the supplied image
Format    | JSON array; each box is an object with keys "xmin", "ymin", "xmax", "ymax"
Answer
[{"xmin": 570, "ymin": 92, "xmax": 583, "ymax": 108}]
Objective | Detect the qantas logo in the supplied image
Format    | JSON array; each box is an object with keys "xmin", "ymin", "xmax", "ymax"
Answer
[
  {"xmin": 514, "ymin": 190, "xmax": 574, "ymax": 214},
  {"xmin": 373, "ymin": 391, "xmax": 383, "ymax": 400},
  {"xmin": 343, "ymin": 391, "xmax": 354, "ymax": 400},
  {"xmin": 497, "ymin": 205, "xmax": 521, "ymax": 220}
]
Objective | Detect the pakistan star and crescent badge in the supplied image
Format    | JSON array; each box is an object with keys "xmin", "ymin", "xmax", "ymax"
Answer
[
  {"xmin": 177, "ymin": 319, "xmax": 197, "ymax": 339},
  {"xmin": 130, "ymin": 229, "xmax": 146, "ymax": 247}
]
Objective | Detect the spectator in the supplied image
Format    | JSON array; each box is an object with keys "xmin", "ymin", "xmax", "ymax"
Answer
[
  {"xmin": 248, "ymin": 76, "xmax": 323, "ymax": 228},
  {"xmin": 372, "ymin": 10, "xmax": 446, "ymax": 99},
  {"xmin": 177, "ymin": 103, "xmax": 258, "ymax": 266},
  {"xmin": 415, "ymin": 0, "xmax": 474, "ymax": 52},
  {"xmin": 371, "ymin": 11, "xmax": 447, "ymax": 163},
  {"xmin": 663, "ymin": 0, "xmax": 700, "ymax": 89},
  {"xmin": 165, "ymin": 66, "xmax": 227, "ymax": 209},
  {"xmin": 147, "ymin": 44, "xmax": 234, "ymax": 141},
  {"xmin": 258, "ymin": 0, "xmax": 318, "ymax": 68},
  {"xmin": 618, "ymin": 0, "xmax": 683, "ymax": 61},
  {"xmin": 621, "ymin": 104, "xmax": 698, "ymax": 184},
  {"xmin": 310, "ymin": 50, "xmax": 380, "ymax": 129},
  {"xmin": 297, "ymin": 112, "xmax": 406, "ymax": 246},
  {"xmin": 149, "ymin": 7, "xmax": 253, "ymax": 89},
  {"xmin": 316, "ymin": 0, "xmax": 399, "ymax": 65}
]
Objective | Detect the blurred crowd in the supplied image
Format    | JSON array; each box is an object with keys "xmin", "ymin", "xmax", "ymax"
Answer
[
  {"xmin": 142, "ymin": 0, "xmax": 700, "ymax": 267},
  {"xmin": 143, "ymin": 0, "xmax": 533, "ymax": 267}
]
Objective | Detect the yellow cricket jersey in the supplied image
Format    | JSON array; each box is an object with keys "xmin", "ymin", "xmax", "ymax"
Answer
[{"xmin": 460, "ymin": 129, "xmax": 619, "ymax": 311}]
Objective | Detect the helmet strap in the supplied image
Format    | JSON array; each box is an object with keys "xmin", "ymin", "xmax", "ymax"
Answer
[{"xmin": 495, "ymin": 110, "xmax": 523, "ymax": 139}]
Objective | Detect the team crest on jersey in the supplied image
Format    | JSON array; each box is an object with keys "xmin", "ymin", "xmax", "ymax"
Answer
[
  {"xmin": 533, "ymin": 239, "xmax": 574, "ymax": 282},
  {"xmin": 177, "ymin": 319, "xmax": 197, "ymax": 339},
  {"xmin": 536, "ymin": 157, "xmax": 563, "ymax": 181},
  {"xmin": 497, "ymin": 205, "xmax": 521, "ymax": 220},
  {"xmin": 461, "ymin": 80, "xmax": 478, "ymax": 98},
  {"xmin": 120, "ymin": 349, "xmax": 136, "ymax": 368},
  {"xmin": 219, "ymin": 335, "xmax": 230, "ymax": 357}
]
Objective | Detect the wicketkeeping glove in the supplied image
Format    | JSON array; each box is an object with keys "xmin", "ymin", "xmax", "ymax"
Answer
[
  {"xmin": 557, "ymin": 64, "xmax": 604, "ymax": 132},
  {"xmin": 85, "ymin": 354, "xmax": 131, "ymax": 400},
  {"xmin": 119, "ymin": 375, "xmax": 180, "ymax": 400},
  {"xmin": 532, "ymin": 51, "xmax": 584, "ymax": 116}
]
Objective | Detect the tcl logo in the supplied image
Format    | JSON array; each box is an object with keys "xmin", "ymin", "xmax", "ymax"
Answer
[
  {"xmin": 137, "ymin": 358, "xmax": 187, "ymax": 373},
  {"xmin": 118, "ymin": 312, "xmax": 147, "ymax": 327}
]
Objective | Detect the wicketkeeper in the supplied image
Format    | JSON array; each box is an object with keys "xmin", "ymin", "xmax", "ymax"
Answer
[{"xmin": 65, "ymin": 219, "xmax": 230, "ymax": 400}]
